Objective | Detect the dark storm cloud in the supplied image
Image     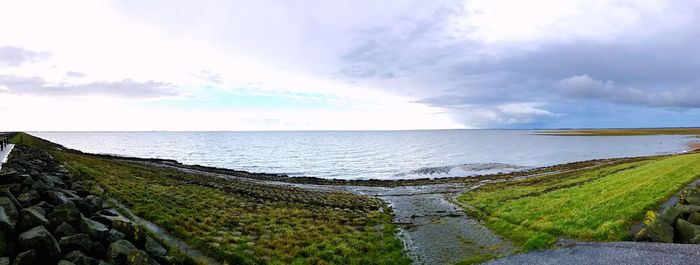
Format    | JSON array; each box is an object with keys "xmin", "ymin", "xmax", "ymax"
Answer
[
  {"xmin": 0, "ymin": 46, "xmax": 50, "ymax": 67},
  {"xmin": 335, "ymin": 1, "xmax": 700, "ymax": 126},
  {"xmin": 0, "ymin": 75, "xmax": 176, "ymax": 98}
]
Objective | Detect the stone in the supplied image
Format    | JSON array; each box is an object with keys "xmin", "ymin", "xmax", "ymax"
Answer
[
  {"xmin": 0, "ymin": 185, "xmax": 21, "ymax": 195},
  {"xmin": 0, "ymin": 208, "xmax": 14, "ymax": 234},
  {"xmin": 19, "ymin": 208, "xmax": 49, "ymax": 229},
  {"xmin": 690, "ymin": 212, "xmax": 700, "ymax": 226},
  {"xmin": 113, "ymin": 219, "xmax": 147, "ymax": 248},
  {"xmin": 12, "ymin": 249, "xmax": 35, "ymax": 265},
  {"xmin": 48, "ymin": 191, "xmax": 71, "ymax": 205},
  {"xmin": 0, "ymin": 198, "xmax": 17, "ymax": 232},
  {"xmin": 659, "ymin": 205, "xmax": 683, "ymax": 225},
  {"xmin": 0, "ymin": 257, "xmax": 8, "ymax": 265},
  {"xmin": 18, "ymin": 226, "xmax": 61, "ymax": 257},
  {"xmin": 635, "ymin": 219, "xmax": 674, "ymax": 243},
  {"xmin": 144, "ymin": 236, "xmax": 167, "ymax": 257},
  {"xmin": 677, "ymin": 219, "xmax": 700, "ymax": 243},
  {"xmin": 54, "ymin": 222, "xmax": 78, "ymax": 238},
  {"xmin": 16, "ymin": 191, "xmax": 39, "ymax": 207},
  {"xmin": 127, "ymin": 250, "xmax": 160, "ymax": 265},
  {"xmin": 678, "ymin": 204, "xmax": 700, "ymax": 214},
  {"xmin": 684, "ymin": 189, "xmax": 700, "ymax": 205},
  {"xmin": 80, "ymin": 217, "xmax": 109, "ymax": 241},
  {"xmin": 107, "ymin": 240, "xmax": 137, "ymax": 264},
  {"xmin": 31, "ymin": 201, "xmax": 53, "ymax": 215},
  {"xmin": 59, "ymin": 233, "xmax": 92, "ymax": 253},
  {"xmin": 62, "ymin": 250, "xmax": 95, "ymax": 265},
  {"xmin": 108, "ymin": 229, "xmax": 126, "ymax": 243},
  {"xmin": 0, "ymin": 231, "xmax": 7, "ymax": 256},
  {"xmin": 0, "ymin": 171, "xmax": 23, "ymax": 185},
  {"xmin": 48, "ymin": 202, "xmax": 82, "ymax": 227},
  {"xmin": 58, "ymin": 260, "xmax": 76, "ymax": 265}
]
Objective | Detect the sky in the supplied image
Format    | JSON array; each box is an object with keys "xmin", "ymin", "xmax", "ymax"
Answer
[{"xmin": 1, "ymin": 0, "xmax": 700, "ymax": 131}]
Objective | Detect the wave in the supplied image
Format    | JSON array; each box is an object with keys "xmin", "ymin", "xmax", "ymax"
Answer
[{"xmin": 394, "ymin": 163, "xmax": 528, "ymax": 178}]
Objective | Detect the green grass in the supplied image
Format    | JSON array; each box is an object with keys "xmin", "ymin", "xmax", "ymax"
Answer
[
  {"xmin": 12, "ymin": 133, "xmax": 410, "ymax": 265},
  {"xmin": 458, "ymin": 153, "xmax": 700, "ymax": 250}
]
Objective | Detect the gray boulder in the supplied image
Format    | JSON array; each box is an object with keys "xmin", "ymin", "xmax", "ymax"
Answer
[
  {"xmin": 107, "ymin": 240, "xmax": 137, "ymax": 264},
  {"xmin": 145, "ymin": 236, "xmax": 167, "ymax": 257},
  {"xmin": 12, "ymin": 249, "xmax": 35, "ymax": 265},
  {"xmin": 19, "ymin": 208, "xmax": 49, "ymax": 229},
  {"xmin": 18, "ymin": 226, "xmax": 61, "ymax": 257},
  {"xmin": 127, "ymin": 250, "xmax": 160, "ymax": 265},
  {"xmin": 108, "ymin": 229, "xmax": 126, "ymax": 243},
  {"xmin": 59, "ymin": 233, "xmax": 92, "ymax": 253},
  {"xmin": 677, "ymin": 219, "xmax": 700, "ymax": 243},
  {"xmin": 62, "ymin": 250, "xmax": 95, "ymax": 265},
  {"xmin": 0, "ymin": 257, "xmax": 8, "ymax": 265},
  {"xmin": 635, "ymin": 219, "xmax": 674, "ymax": 243},
  {"xmin": 80, "ymin": 217, "xmax": 109, "ymax": 241},
  {"xmin": 54, "ymin": 222, "xmax": 78, "ymax": 238},
  {"xmin": 48, "ymin": 202, "xmax": 81, "ymax": 227},
  {"xmin": 0, "ymin": 198, "xmax": 17, "ymax": 232},
  {"xmin": 16, "ymin": 191, "xmax": 39, "ymax": 207},
  {"xmin": 689, "ymin": 212, "xmax": 700, "ymax": 226}
]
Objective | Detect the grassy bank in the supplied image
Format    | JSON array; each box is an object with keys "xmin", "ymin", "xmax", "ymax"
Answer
[
  {"xmin": 539, "ymin": 128, "xmax": 700, "ymax": 136},
  {"xmin": 458, "ymin": 152, "xmax": 700, "ymax": 250},
  {"xmin": 11, "ymin": 133, "xmax": 410, "ymax": 265}
]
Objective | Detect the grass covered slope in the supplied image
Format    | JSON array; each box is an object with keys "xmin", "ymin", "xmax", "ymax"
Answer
[
  {"xmin": 11, "ymin": 133, "xmax": 410, "ymax": 265},
  {"xmin": 458, "ymin": 153, "xmax": 700, "ymax": 250}
]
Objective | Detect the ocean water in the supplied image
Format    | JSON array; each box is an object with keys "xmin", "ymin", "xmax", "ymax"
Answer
[{"xmin": 30, "ymin": 130, "xmax": 693, "ymax": 180}]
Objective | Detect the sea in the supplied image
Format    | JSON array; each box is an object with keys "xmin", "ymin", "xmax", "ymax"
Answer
[{"xmin": 30, "ymin": 130, "xmax": 694, "ymax": 180}]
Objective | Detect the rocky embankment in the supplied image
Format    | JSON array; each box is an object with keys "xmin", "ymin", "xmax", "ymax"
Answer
[
  {"xmin": 0, "ymin": 145, "xmax": 171, "ymax": 265},
  {"xmin": 636, "ymin": 184, "xmax": 700, "ymax": 244}
]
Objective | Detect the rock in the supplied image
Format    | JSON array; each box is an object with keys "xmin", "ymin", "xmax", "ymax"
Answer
[
  {"xmin": 108, "ymin": 229, "xmax": 126, "ymax": 243},
  {"xmin": 80, "ymin": 217, "xmax": 109, "ymax": 241},
  {"xmin": 0, "ymin": 208, "xmax": 14, "ymax": 234},
  {"xmin": 31, "ymin": 201, "xmax": 53, "ymax": 215},
  {"xmin": 0, "ymin": 231, "xmax": 7, "ymax": 256},
  {"xmin": 59, "ymin": 233, "xmax": 92, "ymax": 253},
  {"xmin": 0, "ymin": 185, "xmax": 21, "ymax": 195},
  {"xmin": 62, "ymin": 250, "xmax": 95, "ymax": 265},
  {"xmin": 659, "ymin": 205, "xmax": 683, "ymax": 225},
  {"xmin": 0, "ymin": 171, "xmax": 23, "ymax": 185},
  {"xmin": 127, "ymin": 250, "xmax": 160, "ymax": 265},
  {"xmin": 48, "ymin": 192, "xmax": 71, "ymax": 205},
  {"xmin": 677, "ymin": 219, "xmax": 700, "ymax": 243},
  {"xmin": 0, "ymin": 257, "xmax": 8, "ymax": 265},
  {"xmin": 89, "ymin": 241, "xmax": 107, "ymax": 259},
  {"xmin": 0, "ymin": 198, "xmax": 17, "ymax": 232},
  {"xmin": 144, "ymin": 236, "xmax": 167, "ymax": 257},
  {"xmin": 689, "ymin": 212, "xmax": 700, "ymax": 225},
  {"xmin": 678, "ymin": 204, "xmax": 700, "ymax": 214},
  {"xmin": 636, "ymin": 219, "xmax": 674, "ymax": 243},
  {"xmin": 684, "ymin": 189, "xmax": 700, "ymax": 205},
  {"xmin": 48, "ymin": 202, "xmax": 82, "ymax": 227},
  {"xmin": 107, "ymin": 240, "xmax": 137, "ymax": 264},
  {"xmin": 58, "ymin": 260, "xmax": 76, "ymax": 265},
  {"xmin": 19, "ymin": 208, "xmax": 49, "ymax": 229},
  {"xmin": 113, "ymin": 219, "xmax": 147, "ymax": 248},
  {"xmin": 16, "ymin": 191, "xmax": 39, "ymax": 207},
  {"xmin": 12, "ymin": 249, "xmax": 35, "ymax": 265},
  {"xmin": 54, "ymin": 222, "xmax": 78, "ymax": 238},
  {"xmin": 18, "ymin": 226, "xmax": 61, "ymax": 257}
]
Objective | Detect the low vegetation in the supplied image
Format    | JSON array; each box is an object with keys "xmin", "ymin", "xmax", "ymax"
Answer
[
  {"xmin": 539, "ymin": 128, "xmax": 700, "ymax": 136},
  {"xmin": 11, "ymin": 133, "xmax": 410, "ymax": 265},
  {"xmin": 458, "ymin": 152, "xmax": 700, "ymax": 250}
]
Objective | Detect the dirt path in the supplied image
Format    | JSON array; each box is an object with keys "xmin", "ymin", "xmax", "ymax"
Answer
[{"xmin": 487, "ymin": 241, "xmax": 700, "ymax": 265}]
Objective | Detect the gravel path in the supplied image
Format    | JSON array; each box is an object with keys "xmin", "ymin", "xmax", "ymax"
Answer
[{"xmin": 487, "ymin": 241, "xmax": 700, "ymax": 265}]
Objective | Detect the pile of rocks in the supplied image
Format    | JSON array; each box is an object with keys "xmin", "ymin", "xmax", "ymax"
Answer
[
  {"xmin": 636, "ymin": 186, "xmax": 700, "ymax": 244},
  {"xmin": 0, "ymin": 145, "xmax": 170, "ymax": 265}
]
